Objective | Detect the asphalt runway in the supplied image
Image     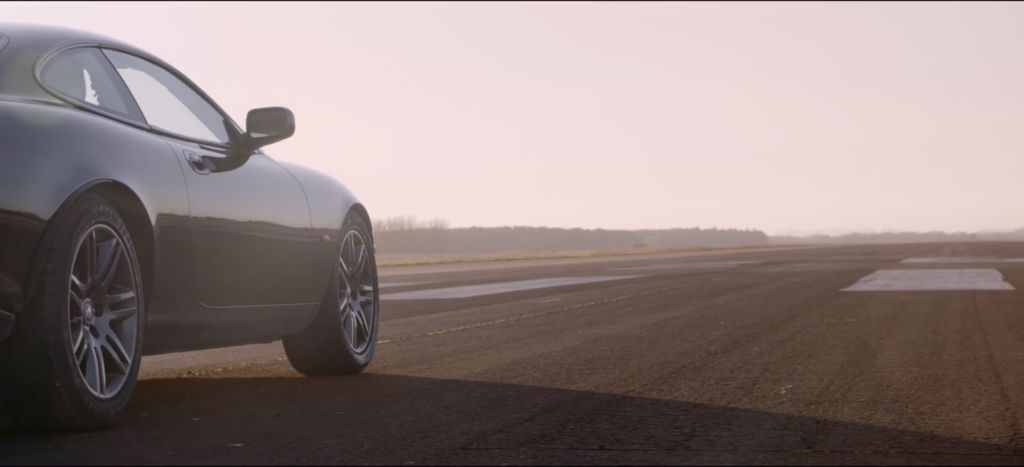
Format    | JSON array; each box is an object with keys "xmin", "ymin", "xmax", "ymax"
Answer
[{"xmin": 4, "ymin": 243, "xmax": 1024, "ymax": 465}]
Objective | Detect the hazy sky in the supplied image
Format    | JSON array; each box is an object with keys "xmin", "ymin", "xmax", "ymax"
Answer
[{"xmin": 7, "ymin": 2, "xmax": 1024, "ymax": 235}]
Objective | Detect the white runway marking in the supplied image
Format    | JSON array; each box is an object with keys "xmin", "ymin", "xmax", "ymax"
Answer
[
  {"xmin": 902, "ymin": 258, "xmax": 1024, "ymax": 263},
  {"xmin": 379, "ymin": 282, "xmax": 432, "ymax": 288},
  {"xmin": 610, "ymin": 261, "xmax": 762, "ymax": 271},
  {"xmin": 379, "ymin": 276, "xmax": 644, "ymax": 300},
  {"xmin": 842, "ymin": 269, "xmax": 1015, "ymax": 291}
]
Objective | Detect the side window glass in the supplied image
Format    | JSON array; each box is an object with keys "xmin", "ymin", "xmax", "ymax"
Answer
[
  {"xmin": 102, "ymin": 49, "xmax": 230, "ymax": 144},
  {"xmin": 39, "ymin": 47, "xmax": 145, "ymax": 123}
]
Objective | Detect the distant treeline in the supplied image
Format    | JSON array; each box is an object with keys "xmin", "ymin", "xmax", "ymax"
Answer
[
  {"xmin": 371, "ymin": 217, "xmax": 768, "ymax": 255},
  {"xmin": 770, "ymin": 229, "xmax": 1024, "ymax": 245}
]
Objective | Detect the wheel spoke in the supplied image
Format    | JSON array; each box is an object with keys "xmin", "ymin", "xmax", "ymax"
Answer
[
  {"xmin": 354, "ymin": 308, "xmax": 370, "ymax": 338},
  {"xmin": 72, "ymin": 322, "xmax": 87, "ymax": 361},
  {"xmin": 344, "ymin": 309, "xmax": 357, "ymax": 346},
  {"xmin": 96, "ymin": 241, "xmax": 122, "ymax": 290},
  {"xmin": 359, "ymin": 294, "xmax": 374, "ymax": 307},
  {"xmin": 96, "ymin": 345, "xmax": 107, "ymax": 395},
  {"xmin": 351, "ymin": 244, "xmax": 362, "ymax": 278},
  {"xmin": 339, "ymin": 256, "xmax": 350, "ymax": 284},
  {"xmin": 77, "ymin": 336, "xmax": 90, "ymax": 364},
  {"xmin": 69, "ymin": 288, "xmax": 84, "ymax": 310},
  {"xmin": 104, "ymin": 288, "xmax": 136, "ymax": 305},
  {"xmin": 105, "ymin": 355, "xmax": 129, "ymax": 377},
  {"xmin": 346, "ymin": 232, "xmax": 356, "ymax": 265},
  {"xmin": 353, "ymin": 245, "xmax": 368, "ymax": 280},
  {"xmin": 339, "ymin": 303, "xmax": 350, "ymax": 321},
  {"xmin": 84, "ymin": 342, "xmax": 103, "ymax": 392},
  {"xmin": 92, "ymin": 318, "xmax": 130, "ymax": 377},
  {"xmin": 71, "ymin": 317, "xmax": 85, "ymax": 350},
  {"xmin": 107, "ymin": 306, "xmax": 137, "ymax": 322},
  {"xmin": 70, "ymin": 274, "xmax": 87, "ymax": 297},
  {"xmin": 104, "ymin": 336, "xmax": 131, "ymax": 375},
  {"xmin": 85, "ymin": 230, "xmax": 97, "ymax": 281}
]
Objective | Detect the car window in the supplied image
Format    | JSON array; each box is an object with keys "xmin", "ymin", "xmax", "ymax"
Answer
[
  {"xmin": 39, "ymin": 47, "xmax": 145, "ymax": 123},
  {"xmin": 102, "ymin": 49, "xmax": 230, "ymax": 144}
]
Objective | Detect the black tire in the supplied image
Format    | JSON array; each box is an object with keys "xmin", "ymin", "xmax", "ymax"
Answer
[
  {"xmin": 283, "ymin": 214, "xmax": 379, "ymax": 375},
  {"xmin": 0, "ymin": 193, "xmax": 145, "ymax": 432}
]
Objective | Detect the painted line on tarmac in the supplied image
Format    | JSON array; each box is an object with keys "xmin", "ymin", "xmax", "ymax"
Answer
[
  {"xmin": 377, "ymin": 276, "xmax": 735, "ymax": 345},
  {"xmin": 379, "ymin": 276, "xmax": 644, "ymax": 300},
  {"xmin": 379, "ymin": 282, "xmax": 433, "ymax": 288},
  {"xmin": 902, "ymin": 258, "xmax": 1024, "ymax": 263},
  {"xmin": 610, "ymin": 261, "xmax": 763, "ymax": 271},
  {"xmin": 842, "ymin": 269, "xmax": 1015, "ymax": 291}
]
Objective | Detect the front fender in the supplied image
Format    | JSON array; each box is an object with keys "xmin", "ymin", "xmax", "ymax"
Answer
[{"xmin": 273, "ymin": 159, "xmax": 367, "ymax": 297}]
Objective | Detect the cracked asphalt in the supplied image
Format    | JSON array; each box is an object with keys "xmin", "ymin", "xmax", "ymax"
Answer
[{"xmin": 3, "ymin": 243, "xmax": 1024, "ymax": 465}]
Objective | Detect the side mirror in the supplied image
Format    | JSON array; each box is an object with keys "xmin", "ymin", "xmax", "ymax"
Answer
[{"xmin": 245, "ymin": 107, "xmax": 295, "ymax": 150}]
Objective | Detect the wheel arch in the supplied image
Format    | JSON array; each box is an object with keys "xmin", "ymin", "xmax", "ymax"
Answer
[
  {"xmin": 346, "ymin": 203, "xmax": 373, "ymax": 240},
  {"xmin": 86, "ymin": 182, "xmax": 154, "ymax": 308},
  {"xmin": 26, "ymin": 180, "xmax": 155, "ymax": 311}
]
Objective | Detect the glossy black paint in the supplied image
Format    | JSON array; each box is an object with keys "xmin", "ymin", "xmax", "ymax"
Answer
[
  {"xmin": 0, "ymin": 23, "xmax": 369, "ymax": 354},
  {"xmin": 246, "ymin": 107, "xmax": 296, "ymax": 150}
]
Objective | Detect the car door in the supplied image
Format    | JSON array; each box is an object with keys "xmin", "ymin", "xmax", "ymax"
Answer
[{"xmin": 102, "ymin": 49, "xmax": 316, "ymax": 307}]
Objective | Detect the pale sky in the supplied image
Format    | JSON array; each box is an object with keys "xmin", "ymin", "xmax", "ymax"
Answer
[{"xmin": 6, "ymin": 2, "xmax": 1024, "ymax": 235}]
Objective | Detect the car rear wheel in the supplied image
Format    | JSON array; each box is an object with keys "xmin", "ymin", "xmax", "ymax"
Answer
[
  {"xmin": 0, "ymin": 193, "xmax": 144, "ymax": 432},
  {"xmin": 283, "ymin": 214, "xmax": 379, "ymax": 375}
]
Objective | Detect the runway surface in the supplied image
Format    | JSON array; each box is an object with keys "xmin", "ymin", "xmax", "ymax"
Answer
[{"xmin": 4, "ymin": 242, "xmax": 1024, "ymax": 465}]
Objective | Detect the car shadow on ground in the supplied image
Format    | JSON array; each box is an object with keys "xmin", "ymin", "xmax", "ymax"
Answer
[{"xmin": 2, "ymin": 374, "xmax": 1022, "ymax": 465}]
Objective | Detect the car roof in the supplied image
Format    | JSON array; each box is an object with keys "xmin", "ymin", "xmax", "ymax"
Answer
[
  {"xmin": 0, "ymin": 22, "xmax": 140, "ymax": 50},
  {"xmin": 0, "ymin": 22, "xmax": 153, "ymax": 101}
]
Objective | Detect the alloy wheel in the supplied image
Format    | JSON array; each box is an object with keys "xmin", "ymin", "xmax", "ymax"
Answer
[
  {"xmin": 338, "ymin": 229, "xmax": 376, "ymax": 354},
  {"xmin": 68, "ymin": 224, "xmax": 139, "ymax": 400}
]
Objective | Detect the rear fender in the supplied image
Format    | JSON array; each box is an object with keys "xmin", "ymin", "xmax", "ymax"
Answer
[{"xmin": 0, "ymin": 100, "xmax": 190, "ymax": 319}]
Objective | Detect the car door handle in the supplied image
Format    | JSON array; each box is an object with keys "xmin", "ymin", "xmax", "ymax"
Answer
[{"xmin": 184, "ymin": 151, "xmax": 210, "ymax": 175}]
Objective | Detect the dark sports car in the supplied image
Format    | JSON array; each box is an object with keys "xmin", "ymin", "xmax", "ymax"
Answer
[{"xmin": 0, "ymin": 23, "xmax": 380, "ymax": 431}]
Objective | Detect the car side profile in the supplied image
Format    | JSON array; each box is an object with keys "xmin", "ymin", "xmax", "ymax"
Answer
[{"xmin": 0, "ymin": 23, "xmax": 380, "ymax": 432}]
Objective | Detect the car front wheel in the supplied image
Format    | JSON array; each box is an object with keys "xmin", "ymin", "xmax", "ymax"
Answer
[{"xmin": 283, "ymin": 214, "xmax": 379, "ymax": 375}]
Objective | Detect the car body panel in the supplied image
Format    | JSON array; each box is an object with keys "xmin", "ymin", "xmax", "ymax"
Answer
[
  {"xmin": 163, "ymin": 138, "xmax": 318, "ymax": 307},
  {"xmin": 274, "ymin": 158, "xmax": 371, "ymax": 286}
]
